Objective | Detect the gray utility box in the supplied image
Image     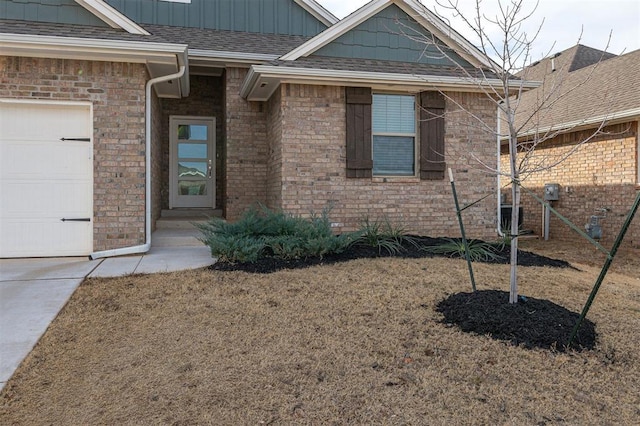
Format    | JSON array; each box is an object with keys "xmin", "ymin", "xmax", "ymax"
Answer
[{"xmin": 544, "ymin": 183, "xmax": 560, "ymax": 201}]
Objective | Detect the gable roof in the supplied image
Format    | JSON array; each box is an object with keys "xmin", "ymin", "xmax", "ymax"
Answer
[
  {"xmin": 241, "ymin": 0, "xmax": 534, "ymax": 101},
  {"xmin": 513, "ymin": 48, "xmax": 640, "ymax": 138},
  {"xmin": 281, "ymin": 0, "xmax": 494, "ymax": 69}
]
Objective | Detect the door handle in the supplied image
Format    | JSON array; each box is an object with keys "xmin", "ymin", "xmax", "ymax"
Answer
[
  {"xmin": 61, "ymin": 218, "xmax": 91, "ymax": 222},
  {"xmin": 208, "ymin": 160, "xmax": 212, "ymax": 178}
]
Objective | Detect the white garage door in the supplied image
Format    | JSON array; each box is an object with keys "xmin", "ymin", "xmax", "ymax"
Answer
[{"xmin": 0, "ymin": 100, "xmax": 93, "ymax": 258}]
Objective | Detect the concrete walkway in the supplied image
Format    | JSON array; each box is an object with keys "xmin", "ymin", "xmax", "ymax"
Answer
[{"xmin": 0, "ymin": 228, "xmax": 212, "ymax": 391}]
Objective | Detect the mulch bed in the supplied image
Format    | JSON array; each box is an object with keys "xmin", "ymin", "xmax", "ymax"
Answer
[
  {"xmin": 210, "ymin": 236, "xmax": 572, "ymax": 274},
  {"xmin": 436, "ymin": 290, "xmax": 596, "ymax": 351},
  {"xmin": 209, "ymin": 236, "xmax": 588, "ymax": 352}
]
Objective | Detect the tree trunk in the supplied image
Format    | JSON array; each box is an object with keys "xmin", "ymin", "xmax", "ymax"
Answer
[
  {"xmin": 508, "ymin": 125, "xmax": 520, "ymax": 304},
  {"xmin": 509, "ymin": 182, "xmax": 521, "ymax": 303}
]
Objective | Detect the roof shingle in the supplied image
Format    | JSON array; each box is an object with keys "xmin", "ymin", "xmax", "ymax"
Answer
[{"xmin": 513, "ymin": 47, "xmax": 640, "ymax": 133}]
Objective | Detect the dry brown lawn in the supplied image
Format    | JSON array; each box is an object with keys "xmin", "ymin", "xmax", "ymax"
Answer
[{"xmin": 1, "ymin": 239, "xmax": 639, "ymax": 425}]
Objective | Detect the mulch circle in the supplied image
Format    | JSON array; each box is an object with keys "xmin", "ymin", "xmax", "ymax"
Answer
[
  {"xmin": 209, "ymin": 236, "xmax": 573, "ymax": 274},
  {"xmin": 436, "ymin": 290, "xmax": 596, "ymax": 352}
]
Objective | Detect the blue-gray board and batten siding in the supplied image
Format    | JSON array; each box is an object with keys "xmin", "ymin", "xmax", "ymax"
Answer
[
  {"xmin": 104, "ymin": 0, "xmax": 328, "ymax": 36},
  {"xmin": 0, "ymin": 0, "xmax": 108, "ymax": 26},
  {"xmin": 315, "ymin": 4, "xmax": 472, "ymax": 67}
]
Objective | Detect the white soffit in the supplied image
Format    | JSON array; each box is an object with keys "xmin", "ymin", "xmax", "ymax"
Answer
[{"xmin": 74, "ymin": 0, "xmax": 150, "ymax": 35}]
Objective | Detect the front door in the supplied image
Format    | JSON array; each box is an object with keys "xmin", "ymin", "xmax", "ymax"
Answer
[{"xmin": 169, "ymin": 116, "xmax": 215, "ymax": 208}]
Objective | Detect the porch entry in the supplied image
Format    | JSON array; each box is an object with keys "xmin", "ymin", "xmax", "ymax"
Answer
[{"xmin": 169, "ymin": 116, "xmax": 216, "ymax": 208}]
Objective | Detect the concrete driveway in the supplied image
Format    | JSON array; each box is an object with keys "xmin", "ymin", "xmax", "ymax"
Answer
[
  {"xmin": 0, "ymin": 257, "xmax": 101, "ymax": 390},
  {"xmin": 0, "ymin": 230, "xmax": 213, "ymax": 391}
]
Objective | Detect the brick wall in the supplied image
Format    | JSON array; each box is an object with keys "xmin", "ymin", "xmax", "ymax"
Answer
[
  {"xmin": 0, "ymin": 56, "xmax": 148, "ymax": 251},
  {"xmin": 160, "ymin": 75, "xmax": 225, "ymax": 210},
  {"xmin": 500, "ymin": 122, "xmax": 639, "ymax": 247},
  {"xmin": 151, "ymin": 89, "xmax": 163, "ymax": 226},
  {"xmin": 270, "ymin": 84, "xmax": 498, "ymax": 238},
  {"xmin": 224, "ymin": 68, "xmax": 268, "ymax": 219},
  {"xmin": 266, "ymin": 87, "xmax": 283, "ymax": 209}
]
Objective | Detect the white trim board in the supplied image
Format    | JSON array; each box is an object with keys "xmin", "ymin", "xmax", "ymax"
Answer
[{"xmin": 74, "ymin": 0, "xmax": 150, "ymax": 35}]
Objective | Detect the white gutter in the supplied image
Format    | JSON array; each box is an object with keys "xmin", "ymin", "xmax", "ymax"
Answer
[
  {"xmin": 241, "ymin": 65, "xmax": 539, "ymax": 100},
  {"xmin": 504, "ymin": 107, "xmax": 640, "ymax": 141},
  {"xmin": 90, "ymin": 65, "xmax": 186, "ymax": 259}
]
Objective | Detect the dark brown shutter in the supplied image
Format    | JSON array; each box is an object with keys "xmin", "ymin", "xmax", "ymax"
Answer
[
  {"xmin": 419, "ymin": 91, "xmax": 446, "ymax": 180},
  {"xmin": 346, "ymin": 87, "xmax": 373, "ymax": 178}
]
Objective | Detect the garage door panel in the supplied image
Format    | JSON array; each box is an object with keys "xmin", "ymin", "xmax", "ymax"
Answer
[
  {"xmin": 0, "ymin": 101, "xmax": 93, "ymax": 258},
  {"xmin": 0, "ymin": 103, "xmax": 91, "ymax": 141},
  {"xmin": 2, "ymin": 181, "xmax": 91, "ymax": 217},
  {"xmin": 1, "ymin": 141, "xmax": 92, "ymax": 178},
  {"xmin": 1, "ymin": 220, "xmax": 92, "ymax": 257}
]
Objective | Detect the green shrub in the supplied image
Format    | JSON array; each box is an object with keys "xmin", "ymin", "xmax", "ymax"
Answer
[
  {"xmin": 424, "ymin": 238, "xmax": 503, "ymax": 262},
  {"xmin": 196, "ymin": 205, "xmax": 354, "ymax": 263},
  {"xmin": 353, "ymin": 216, "xmax": 418, "ymax": 255}
]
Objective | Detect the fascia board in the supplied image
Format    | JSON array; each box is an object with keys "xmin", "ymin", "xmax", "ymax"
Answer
[
  {"xmin": 241, "ymin": 64, "xmax": 538, "ymax": 101},
  {"xmin": 281, "ymin": 0, "xmax": 390, "ymax": 61},
  {"xmin": 1, "ymin": 34, "xmax": 189, "ymax": 83},
  {"xmin": 240, "ymin": 67, "xmax": 260, "ymax": 99},
  {"xmin": 189, "ymin": 49, "xmax": 279, "ymax": 64},
  {"xmin": 74, "ymin": 0, "xmax": 150, "ymax": 35},
  {"xmin": 509, "ymin": 108, "xmax": 640, "ymax": 141},
  {"xmin": 294, "ymin": 0, "xmax": 339, "ymax": 26}
]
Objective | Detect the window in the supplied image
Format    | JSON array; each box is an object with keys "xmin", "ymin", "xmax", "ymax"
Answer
[
  {"xmin": 346, "ymin": 87, "xmax": 445, "ymax": 180},
  {"xmin": 372, "ymin": 94, "xmax": 416, "ymax": 176}
]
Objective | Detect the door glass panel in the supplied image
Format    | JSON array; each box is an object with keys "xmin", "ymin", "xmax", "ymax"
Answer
[
  {"xmin": 178, "ymin": 124, "xmax": 207, "ymax": 140},
  {"xmin": 179, "ymin": 180, "xmax": 207, "ymax": 195},
  {"xmin": 178, "ymin": 143, "xmax": 207, "ymax": 159},
  {"xmin": 178, "ymin": 161, "xmax": 207, "ymax": 178}
]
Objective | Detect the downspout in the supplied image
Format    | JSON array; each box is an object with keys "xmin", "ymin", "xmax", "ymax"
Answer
[
  {"xmin": 497, "ymin": 104, "xmax": 505, "ymax": 237},
  {"xmin": 90, "ymin": 65, "xmax": 186, "ymax": 259}
]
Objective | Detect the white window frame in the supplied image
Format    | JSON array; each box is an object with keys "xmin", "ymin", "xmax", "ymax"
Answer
[
  {"xmin": 159, "ymin": 0, "xmax": 191, "ymax": 3},
  {"xmin": 371, "ymin": 92, "xmax": 419, "ymax": 177}
]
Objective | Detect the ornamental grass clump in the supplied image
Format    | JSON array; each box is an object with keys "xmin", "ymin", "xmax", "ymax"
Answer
[
  {"xmin": 354, "ymin": 216, "xmax": 419, "ymax": 255},
  {"xmin": 196, "ymin": 205, "xmax": 354, "ymax": 263},
  {"xmin": 425, "ymin": 238, "xmax": 503, "ymax": 262}
]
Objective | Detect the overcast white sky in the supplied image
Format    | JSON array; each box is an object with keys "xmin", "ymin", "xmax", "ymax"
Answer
[{"xmin": 319, "ymin": 0, "xmax": 640, "ymax": 61}]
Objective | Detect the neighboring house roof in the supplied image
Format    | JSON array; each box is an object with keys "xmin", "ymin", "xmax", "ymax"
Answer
[
  {"xmin": 512, "ymin": 47, "xmax": 640, "ymax": 138},
  {"xmin": 519, "ymin": 44, "xmax": 617, "ymax": 83}
]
